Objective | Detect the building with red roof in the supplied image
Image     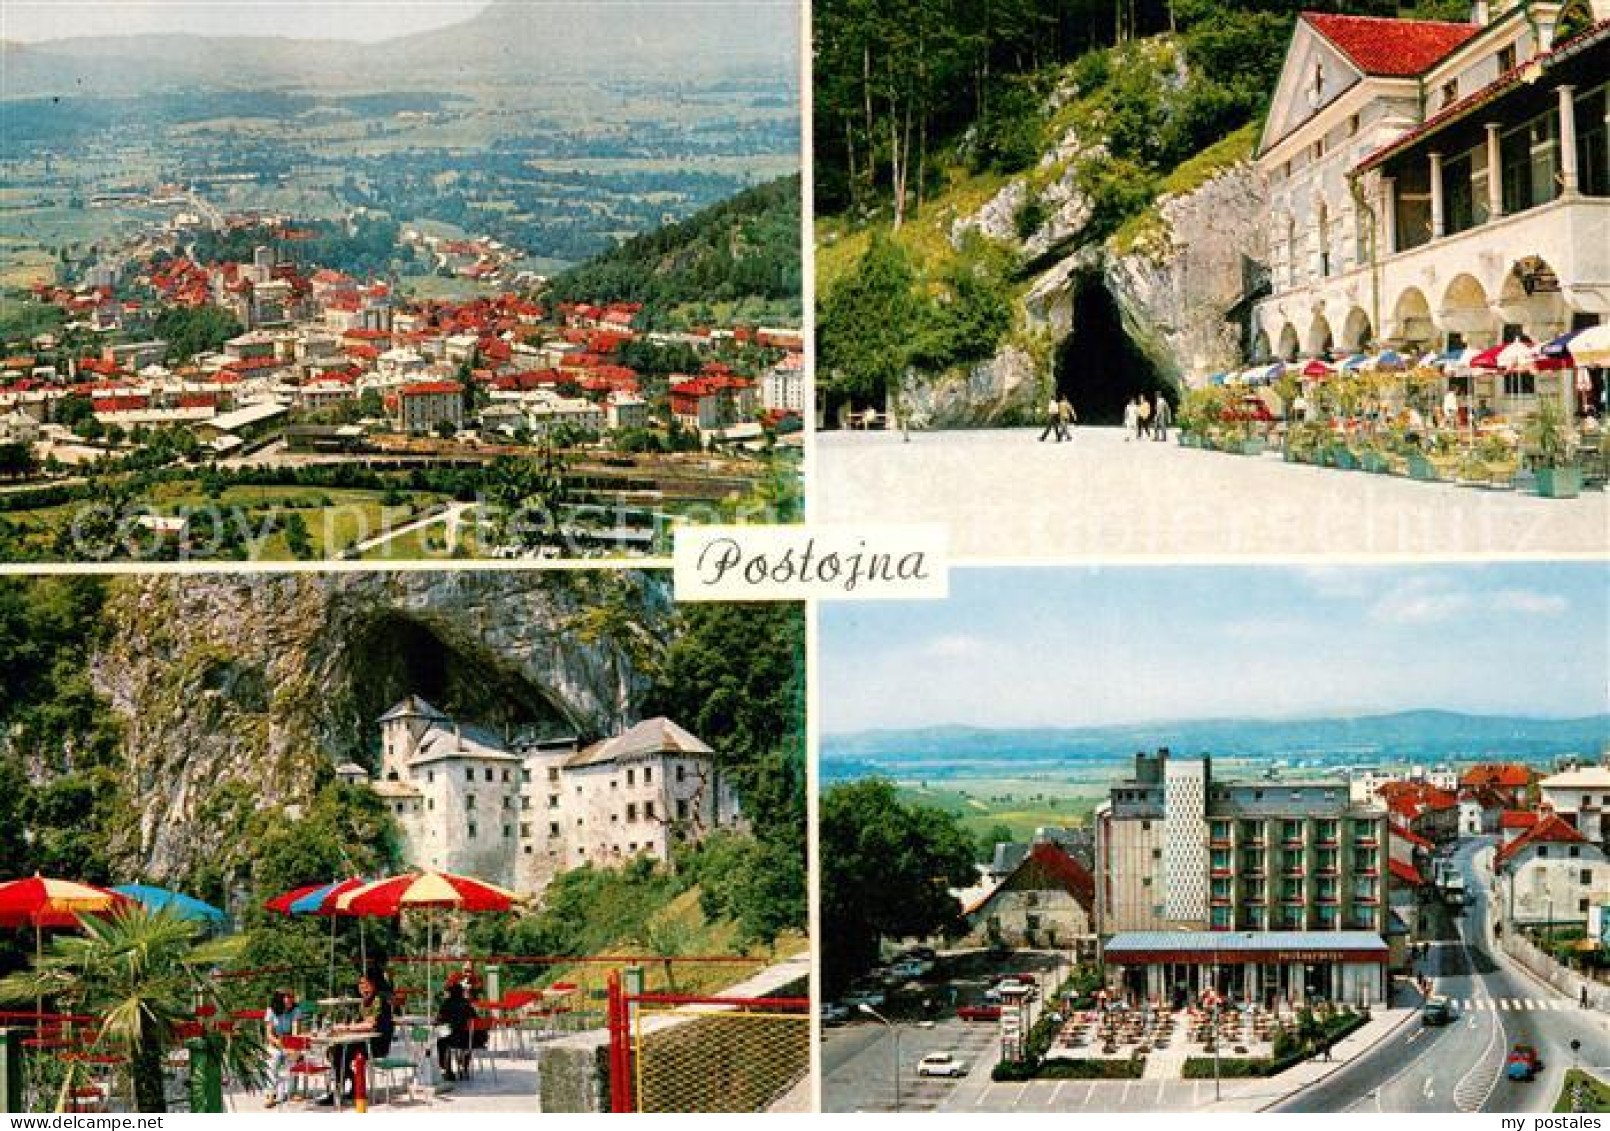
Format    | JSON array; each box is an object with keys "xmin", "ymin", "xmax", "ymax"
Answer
[
  {"xmin": 961, "ymin": 840, "xmax": 1095, "ymax": 950},
  {"xmin": 1252, "ymin": 3, "xmax": 1608, "ymax": 403},
  {"xmin": 1493, "ymin": 810, "xmax": 1610, "ymax": 930},
  {"xmin": 393, "ymin": 380, "xmax": 465, "ymax": 435}
]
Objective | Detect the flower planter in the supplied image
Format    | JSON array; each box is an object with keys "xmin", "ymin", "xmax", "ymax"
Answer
[
  {"xmin": 1407, "ymin": 454, "xmax": 1441, "ymax": 481},
  {"xmin": 1331, "ymin": 448, "xmax": 1359, "ymax": 471},
  {"xmin": 1534, "ymin": 466, "xmax": 1581, "ymax": 499},
  {"xmin": 1239, "ymin": 438, "xmax": 1266, "ymax": 456},
  {"xmin": 1359, "ymin": 452, "xmax": 1390, "ymax": 474}
]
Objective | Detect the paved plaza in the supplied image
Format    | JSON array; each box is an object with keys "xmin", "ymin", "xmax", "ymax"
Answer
[{"xmin": 815, "ymin": 427, "xmax": 1609, "ymax": 557}]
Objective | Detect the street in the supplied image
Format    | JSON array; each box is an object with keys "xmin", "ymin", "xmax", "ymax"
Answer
[
  {"xmin": 1275, "ymin": 838, "xmax": 1610, "ymax": 1113},
  {"xmin": 815, "ymin": 427, "xmax": 1609, "ymax": 557}
]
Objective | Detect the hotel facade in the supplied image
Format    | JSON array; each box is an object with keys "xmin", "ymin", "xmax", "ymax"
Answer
[
  {"xmin": 1251, "ymin": 1, "xmax": 1609, "ymax": 414},
  {"xmin": 1096, "ymin": 750, "xmax": 1393, "ymax": 1006}
]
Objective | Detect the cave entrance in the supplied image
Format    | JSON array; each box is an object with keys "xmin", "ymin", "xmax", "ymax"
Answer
[
  {"xmin": 339, "ymin": 611, "xmax": 579, "ymax": 764},
  {"xmin": 1053, "ymin": 273, "xmax": 1173, "ymax": 424}
]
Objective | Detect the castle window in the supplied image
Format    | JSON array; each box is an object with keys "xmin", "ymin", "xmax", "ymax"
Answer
[
  {"xmin": 427, "ymin": 799, "xmax": 434, "ymax": 811},
  {"xmin": 677, "ymin": 800, "xmax": 689, "ymax": 820},
  {"xmin": 522, "ymin": 769, "xmax": 531, "ymax": 783},
  {"xmin": 465, "ymin": 768, "xmax": 474, "ymax": 783},
  {"xmin": 676, "ymin": 765, "xmax": 687, "ymax": 783},
  {"xmin": 502, "ymin": 769, "xmax": 511, "ymax": 783},
  {"xmin": 548, "ymin": 794, "xmax": 559, "ymax": 808},
  {"xmin": 644, "ymin": 767, "xmax": 652, "ymax": 784},
  {"xmin": 427, "ymin": 771, "xmax": 434, "ymax": 784},
  {"xmin": 645, "ymin": 801, "xmax": 656, "ymax": 820},
  {"xmin": 466, "ymin": 796, "xmax": 476, "ymax": 811},
  {"xmin": 484, "ymin": 768, "xmax": 493, "ymax": 782},
  {"xmin": 629, "ymin": 842, "xmax": 637, "ymax": 852},
  {"xmin": 522, "ymin": 797, "xmax": 532, "ymax": 810},
  {"xmin": 627, "ymin": 769, "xmax": 635, "ymax": 786},
  {"xmin": 502, "ymin": 824, "xmax": 512, "ymax": 838},
  {"xmin": 548, "ymin": 767, "xmax": 559, "ymax": 782},
  {"xmin": 627, "ymin": 803, "xmax": 637, "ymax": 822},
  {"xmin": 468, "ymin": 823, "xmax": 477, "ymax": 839},
  {"xmin": 503, "ymin": 796, "xmax": 513, "ymax": 810},
  {"xmin": 611, "ymin": 779, "xmax": 618, "ymax": 789},
  {"xmin": 524, "ymin": 845, "xmax": 533, "ymax": 855},
  {"xmin": 549, "ymin": 822, "xmax": 560, "ymax": 837}
]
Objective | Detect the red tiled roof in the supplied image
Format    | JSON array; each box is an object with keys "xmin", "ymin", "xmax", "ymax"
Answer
[
  {"xmin": 1356, "ymin": 18, "xmax": 1610, "ymax": 173},
  {"xmin": 1462, "ymin": 764, "xmax": 1533, "ymax": 789},
  {"xmin": 398, "ymin": 381, "xmax": 462, "ymax": 398},
  {"xmin": 1496, "ymin": 811, "xmax": 1587, "ymax": 867},
  {"xmin": 1303, "ymin": 11, "xmax": 1480, "ymax": 77},
  {"xmin": 1393, "ymin": 825, "xmax": 1434, "ymax": 851},
  {"xmin": 964, "ymin": 841, "xmax": 1095, "ymax": 917},
  {"xmin": 1500, "ymin": 809, "xmax": 1540, "ymax": 830}
]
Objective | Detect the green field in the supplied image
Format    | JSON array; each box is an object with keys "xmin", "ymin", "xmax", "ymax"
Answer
[{"xmin": 897, "ymin": 778, "xmax": 1104, "ymax": 840}]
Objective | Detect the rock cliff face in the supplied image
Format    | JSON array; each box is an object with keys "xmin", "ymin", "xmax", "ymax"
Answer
[
  {"xmin": 911, "ymin": 75, "xmax": 1267, "ymax": 425},
  {"xmin": 90, "ymin": 571, "xmax": 667, "ymax": 880}
]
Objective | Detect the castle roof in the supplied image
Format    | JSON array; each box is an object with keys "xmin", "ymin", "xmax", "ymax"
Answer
[
  {"xmin": 408, "ymin": 719, "xmax": 521, "ymax": 766},
  {"xmin": 565, "ymin": 717, "xmax": 711, "ymax": 770},
  {"xmin": 378, "ymin": 695, "xmax": 451, "ymax": 724},
  {"xmin": 1301, "ymin": 11, "xmax": 1481, "ymax": 78}
]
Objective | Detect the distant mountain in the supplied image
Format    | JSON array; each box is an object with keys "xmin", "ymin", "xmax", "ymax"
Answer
[
  {"xmin": 1, "ymin": 0, "xmax": 799, "ymax": 99},
  {"xmin": 822, "ymin": 711, "xmax": 1610, "ymax": 778}
]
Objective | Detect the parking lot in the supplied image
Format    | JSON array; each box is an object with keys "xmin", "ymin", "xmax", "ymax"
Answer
[{"xmin": 822, "ymin": 949, "xmax": 1071, "ymax": 1112}]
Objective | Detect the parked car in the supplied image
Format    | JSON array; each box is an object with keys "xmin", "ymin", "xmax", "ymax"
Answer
[
  {"xmin": 888, "ymin": 960, "xmax": 933, "ymax": 980},
  {"xmin": 916, "ymin": 1052, "xmax": 968, "ymax": 1078},
  {"xmin": 1422, "ymin": 996, "xmax": 1456, "ymax": 1026},
  {"xmin": 958, "ymin": 1004, "xmax": 1002, "ymax": 1022},
  {"xmin": 1506, "ymin": 1044, "xmax": 1543, "ymax": 1081},
  {"xmin": 905, "ymin": 946, "xmax": 938, "ymax": 962},
  {"xmin": 985, "ymin": 980, "xmax": 1033, "ymax": 1003},
  {"xmin": 821, "ymin": 1002, "xmax": 852, "ymax": 1026}
]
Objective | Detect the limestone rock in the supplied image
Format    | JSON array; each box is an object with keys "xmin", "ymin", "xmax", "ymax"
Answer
[
  {"xmin": 897, "ymin": 343, "xmax": 1042, "ymax": 428},
  {"xmin": 950, "ymin": 179, "xmax": 1026, "ymax": 247}
]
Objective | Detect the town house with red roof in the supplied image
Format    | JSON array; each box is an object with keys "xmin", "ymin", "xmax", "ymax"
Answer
[
  {"xmin": 961, "ymin": 840, "xmax": 1097, "ymax": 951},
  {"xmin": 1493, "ymin": 810, "xmax": 1610, "ymax": 929},
  {"xmin": 1254, "ymin": 1, "xmax": 1608, "ymax": 420}
]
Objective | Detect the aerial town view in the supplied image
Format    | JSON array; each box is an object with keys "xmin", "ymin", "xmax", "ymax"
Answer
[
  {"xmin": 813, "ymin": 0, "xmax": 1609, "ymax": 555},
  {"xmin": 820, "ymin": 563, "xmax": 1610, "ymax": 1113},
  {"xmin": 0, "ymin": 570, "xmax": 808, "ymax": 1112},
  {"xmin": 0, "ymin": 1, "xmax": 803, "ymax": 561}
]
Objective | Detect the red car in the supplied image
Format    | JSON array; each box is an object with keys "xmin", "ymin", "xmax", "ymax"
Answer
[
  {"xmin": 1506, "ymin": 1044, "xmax": 1542, "ymax": 1081},
  {"xmin": 958, "ymin": 1005, "xmax": 1002, "ymax": 1022}
]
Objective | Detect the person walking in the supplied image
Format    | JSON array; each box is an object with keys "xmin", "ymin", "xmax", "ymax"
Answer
[
  {"xmin": 1038, "ymin": 393, "xmax": 1061, "ymax": 442},
  {"xmin": 1152, "ymin": 393, "xmax": 1171, "ymax": 441},
  {"xmin": 1137, "ymin": 394, "xmax": 1153, "ymax": 440},
  {"xmin": 1056, "ymin": 395, "xmax": 1075, "ymax": 442},
  {"xmin": 1122, "ymin": 397, "xmax": 1137, "ymax": 441}
]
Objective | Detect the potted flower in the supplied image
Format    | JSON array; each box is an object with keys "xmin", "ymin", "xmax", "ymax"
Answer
[{"xmin": 1526, "ymin": 397, "xmax": 1581, "ymax": 499}]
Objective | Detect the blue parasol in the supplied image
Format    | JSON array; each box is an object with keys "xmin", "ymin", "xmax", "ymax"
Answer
[{"xmin": 113, "ymin": 884, "xmax": 225, "ymax": 924}]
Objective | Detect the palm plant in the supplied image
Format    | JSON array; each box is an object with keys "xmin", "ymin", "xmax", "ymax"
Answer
[{"xmin": 0, "ymin": 904, "xmax": 268, "ymax": 1112}]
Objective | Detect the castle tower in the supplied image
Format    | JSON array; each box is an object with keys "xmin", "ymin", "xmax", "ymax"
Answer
[{"xmin": 376, "ymin": 695, "xmax": 450, "ymax": 781}]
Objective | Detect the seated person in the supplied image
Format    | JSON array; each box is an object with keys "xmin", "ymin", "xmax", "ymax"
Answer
[
  {"xmin": 321, "ymin": 975, "xmax": 394, "ymax": 1105},
  {"xmin": 435, "ymin": 982, "xmax": 487, "ymax": 1080}
]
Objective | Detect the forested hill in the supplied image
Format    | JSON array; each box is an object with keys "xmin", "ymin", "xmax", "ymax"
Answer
[{"xmin": 547, "ymin": 175, "xmax": 802, "ymax": 329}]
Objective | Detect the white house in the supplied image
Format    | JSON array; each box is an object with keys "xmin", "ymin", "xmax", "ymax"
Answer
[
  {"xmin": 1540, "ymin": 765, "xmax": 1610, "ymax": 846},
  {"xmin": 1495, "ymin": 811, "xmax": 1610, "ymax": 929}
]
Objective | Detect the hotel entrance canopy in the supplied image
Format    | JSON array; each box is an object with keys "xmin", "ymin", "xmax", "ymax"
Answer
[{"xmin": 1104, "ymin": 930, "xmax": 1390, "ymax": 964}]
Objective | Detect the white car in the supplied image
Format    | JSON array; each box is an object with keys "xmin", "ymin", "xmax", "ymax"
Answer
[
  {"xmin": 843, "ymin": 988, "xmax": 887, "ymax": 1009},
  {"xmin": 917, "ymin": 1052, "xmax": 968, "ymax": 1078},
  {"xmin": 888, "ymin": 960, "xmax": 931, "ymax": 980}
]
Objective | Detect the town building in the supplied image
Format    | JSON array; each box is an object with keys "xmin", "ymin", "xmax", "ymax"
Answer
[
  {"xmin": 1378, "ymin": 780, "xmax": 1460, "ymax": 844},
  {"xmin": 366, "ymin": 696, "xmax": 742, "ymax": 895},
  {"xmin": 761, "ymin": 353, "xmax": 805, "ymax": 414},
  {"xmin": 961, "ymin": 840, "xmax": 1097, "ymax": 954},
  {"xmin": 1095, "ymin": 750, "xmax": 1391, "ymax": 937},
  {"xmin": 1494, "ymin": 810, "xmax": 1610, "ymax": 929},
  {"xmin": 606, "ymin": 392, "xmax": 650, "ymax": 431},
  {"xmin": 1539, "ymin": 764, "xmax": 1610, "ymax": 846},
  {"xmin": 1252, "ymin": 4, "xmax": 1609, "ymax": 416},
  {"xmin": 393, "ymin": 381, "xmax": 465, "ymax": 434},
  {"xmin": 1104, "ymin": 929, "xmax": 1390, "ymax": 1008}
]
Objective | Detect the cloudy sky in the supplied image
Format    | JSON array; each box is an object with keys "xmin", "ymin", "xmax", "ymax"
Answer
[
  {"xmin": 1, "ymin": 1, "xmax": 489, "ymax": 42},
  {"xmin": 820, "ymin": 563, "xmax": 1610, "ymax": 733}
]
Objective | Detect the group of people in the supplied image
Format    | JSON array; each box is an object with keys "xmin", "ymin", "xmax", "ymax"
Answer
[
  {"xmin": 1038, "ymin": 392, "xmax": 1174, "ymax": 442},
  {"xmin": 1121, "ymin": 393, "xmax": 1171, "ymax": 441},
  {"xmin": 262, "ymin": 959, "xmax": 490, "ymax": 1108}
]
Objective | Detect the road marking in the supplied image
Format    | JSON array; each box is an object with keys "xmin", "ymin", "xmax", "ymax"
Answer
[
  {"xmin": 1121, "ymin": 1080, "xmax": 1134, "ymax": 1106},
  {"xmin": 1155, "ymin": 1080, "xmax": 1166, "ymax": 1106},
  {"xmin": 1422, "ymin": 1075, "xmax": 1435, "ymax": 1101},
  {"xmin": 1051, "ymin": 1081, "xmax": 1065, "ymax": 1107},
  {"xmin": 1081, "ymin": 1083, "xmax": 1095, "ymax": 1108}
]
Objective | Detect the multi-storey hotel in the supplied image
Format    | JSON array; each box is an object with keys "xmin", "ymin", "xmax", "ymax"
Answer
[
  {"xmin": 1252, "ymin": 0, "xmax": 1609, "ymax": 416},
  {"xmin": 1096, "ymin": 751, "xmax": 1393, "ymax": 1006}
]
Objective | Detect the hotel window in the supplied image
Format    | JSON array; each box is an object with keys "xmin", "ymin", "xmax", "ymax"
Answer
[
  {"xmin": 1211, "ymin": 906, "xmax": 1231, "ymax": 928},
  {"xmin": 1211, "ymin": 820, "xmax": 1231, "ymax": 842},
  {"xmin": 1318, "ymin": 820, "xmax": 1338, "ymax": 843},
  {"xmin": 1317, "ymin": 904, "xmax": 1337, "ymax": 926},
  {"xmin": 1282, "ymin": 820, "xmax": 1303, "ymax": 843},
  {"xmin": 1212, "ymin": 849, "xmax": 1231, "ymax": 870},
  {"xmin": 1211, "ymin": 878, "xmax": 1231, "ymax": 899}
]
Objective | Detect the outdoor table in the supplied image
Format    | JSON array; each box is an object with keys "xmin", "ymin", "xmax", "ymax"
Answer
[{"xmin": 309, "ymin": 1029, "xmax": 379, "ymax": 1111}]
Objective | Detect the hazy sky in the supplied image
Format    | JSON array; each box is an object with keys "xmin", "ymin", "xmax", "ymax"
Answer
[
  {"xmin": 1, "ymin": 1, "xmax": 490, "ymax": 42},
  {"xmin": 820, "ymin": 563, "xmax": 1610, "ymax": 733}
]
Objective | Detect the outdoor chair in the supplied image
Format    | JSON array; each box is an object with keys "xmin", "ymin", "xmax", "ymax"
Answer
[
  {"xmin": 466, "ymin": 1017, "xmax": 499, "ymax": 1081},
  {"xmin": 280, "ymin": 1035, "xmax": 330, "ymax": 1103},
  {"xmin": 370, "ymin": 1027, "xmax": 430, "ymax": 1107}
]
